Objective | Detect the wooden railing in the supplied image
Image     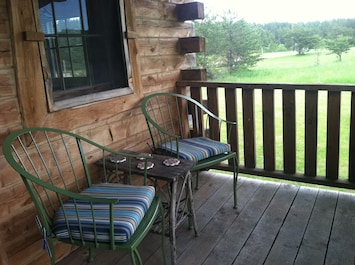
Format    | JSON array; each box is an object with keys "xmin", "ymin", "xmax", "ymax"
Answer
[{"xmin": 177, "ymin": 81, "xmax": 355, "ymax": 190}]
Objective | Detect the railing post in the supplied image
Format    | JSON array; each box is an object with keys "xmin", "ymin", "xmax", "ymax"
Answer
[
  {"xmin": 207, "ymin": 86, "xmax": 219, "ymax": 141},
  {"xmin": 349, "ymin": 92, "xmax": 355, "ymax": 182},
  {"xmin": 283, "ymin": 90, "xmax": 296, "ymax": 174},
  {"xmin": 262, "ymin": 89, "xmax": 275, "ymax": 171},
  {"xmin": 225, "ymin": 88, "xmax": 239, "ymax": 157},
  {"xmin": 326, "ymin": 91, "xmax": 341, "ymax": 180},
  {"xmin": 190, "ymin": 88, "xmax": 204, "ymax": 137},
  {"xmin": 305, "ymin": 90, "xmax": 318, "ymax": 177},
  {"xmin": 242, "ymin": 87, "xmax": 256, "ymax": 168}
]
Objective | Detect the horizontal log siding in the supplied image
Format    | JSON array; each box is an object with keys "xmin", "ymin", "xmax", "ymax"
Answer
[
  {"xmin": 0, "ymin": 0, "xmax": 195, "ymax": 264},
  {"xmin": 177, "ymin": 81, "xmax": 355, "ymax": 190}
]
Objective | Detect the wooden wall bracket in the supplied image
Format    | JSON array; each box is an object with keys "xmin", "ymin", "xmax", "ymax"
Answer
[
  {"xmin": 178, "ymin": 36, "xmax": 205, "ymax": 54},
  {"xmin": 24, "ymin": 31, "xmax": 44, "ymax": 41},
  {"xmin": 176, "ymin": 2, "xmax": 204, "ymax": 21},
  {"xmin": 181, "ymin": 69, "xmax": 207, "ymax": 81}
]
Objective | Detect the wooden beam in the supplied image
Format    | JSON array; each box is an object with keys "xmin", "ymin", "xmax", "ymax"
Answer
[
  {"xmin": 178, "ymin": 36, "xmax": 205, "ymax": 54},
  {"xmin": 175, "ymin": 2, "xmax": 204, "ymax": 21},
  {"xmin": 23, "ymin": 31, "xmax": 44, "ymax": 41},
  {"xmin": 180, "ymin": 69, "xmax": 207, "ymax": 81}
]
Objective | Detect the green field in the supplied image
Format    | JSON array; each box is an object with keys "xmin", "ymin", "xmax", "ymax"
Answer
[
  {"xmin": 219, "ymin": 48, "xmax": 355, "ymax": 84},
  {"xmin": 212, "ymin": 48, "xmax": 355, "ymax": 178}
]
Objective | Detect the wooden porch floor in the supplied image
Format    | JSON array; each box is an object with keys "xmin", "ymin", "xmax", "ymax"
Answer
[{"xmin": 57, "ymin": 172, "xmax": 355, "ymax": 265}]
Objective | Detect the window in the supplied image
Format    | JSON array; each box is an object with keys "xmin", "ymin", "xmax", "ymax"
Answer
[{"xmin": 38, "ymin": 0, "xmax": 131, "ymax": 109}]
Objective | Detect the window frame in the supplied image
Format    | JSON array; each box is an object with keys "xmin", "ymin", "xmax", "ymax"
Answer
[
  {"xmin": 39, "ymin": 0, "xmax": 134, "ymax": 111},
  {"xmin": 10, "ymin": 0, "xmax": 143, "ymax": 129}
]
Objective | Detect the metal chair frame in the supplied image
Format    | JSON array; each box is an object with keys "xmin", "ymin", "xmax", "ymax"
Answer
[
  {"xmin": 141, "ymin": 92, "xmax": 239, "ymax": 208},
  {"xmin": 3, "ymin": 127, "xmax": 166, "ymax": 265}
]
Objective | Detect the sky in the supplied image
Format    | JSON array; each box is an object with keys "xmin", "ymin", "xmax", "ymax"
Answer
[{"xmin": 200, "ymin": 0, "xmax": 355, "ymax": 24}]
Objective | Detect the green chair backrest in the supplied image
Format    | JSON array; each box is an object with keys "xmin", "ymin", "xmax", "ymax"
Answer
[
  {"xmin": 2, "ymin": 127, "xmax": 137, "ymax": 237},
  {"xmin": 3, "ymin": 127, "xmax": 166, "ymax": 265},
  {"xmin": 141, "ymin": 92, "xmax": 236, "ymax": 153}
]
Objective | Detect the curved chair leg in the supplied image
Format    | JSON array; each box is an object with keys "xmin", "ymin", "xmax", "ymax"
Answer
[
  {"xmin": 130, "ymin": 248, "xmax": 142, "ymax": 265},
  {"xmin": 47, "ymin": 238, "xmax": 55, "ymax": 265},
  {"xmin": 87, "ymin": 248, "xmax": 94, "ymax": 262}
]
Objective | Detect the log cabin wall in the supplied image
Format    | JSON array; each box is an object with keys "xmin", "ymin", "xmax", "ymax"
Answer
[{"xmin": 0, "ymin": 0, "xmax": 201, "ymax": 264}]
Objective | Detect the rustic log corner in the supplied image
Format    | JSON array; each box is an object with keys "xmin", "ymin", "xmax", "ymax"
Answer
[
  {"xmin": 180, "ymin": 69, "xmax": 207, "ymax": 81},
  {"xmin": 178, "ymin": 37, "xmax": 205, "ymax": 54},
  {"xmin": 23, "ymin": 31, "xmax": 45, "ymax": 41},
  {"xmin": 175, "ymin": 2, "xmax": 204, "ymax": 21}
]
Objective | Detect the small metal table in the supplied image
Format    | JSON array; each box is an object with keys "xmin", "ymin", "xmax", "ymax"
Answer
[{"xmin": 97, "ymin": 151, "xmax": 198, "ymax": 265}]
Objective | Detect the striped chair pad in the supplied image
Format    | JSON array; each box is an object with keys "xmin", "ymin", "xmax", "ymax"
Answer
[
  {"xmin": 161, "ymin": 137, "xmax": 231, "ymax": 161},
  {"xmin": 52, "ymin": 183, "xmax": 155, "ymax": 243}
]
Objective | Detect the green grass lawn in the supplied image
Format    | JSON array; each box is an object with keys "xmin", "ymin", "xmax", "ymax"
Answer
[
  {"xmin": 210, "ymin": 48, "xmax": 355, "ymax": 178},
  {"xmin": 219, "ymin": 48, "xmax": 355, "ymax": 84}
]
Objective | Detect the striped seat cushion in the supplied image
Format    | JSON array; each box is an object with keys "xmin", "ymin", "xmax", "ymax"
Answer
[
  {"xmin": 52, "ymin": 183, "xmax": 155, "ymax": 243},
  {"xmin": 161, "ymin": 137, "xmax": 231, "ymax": 161}
]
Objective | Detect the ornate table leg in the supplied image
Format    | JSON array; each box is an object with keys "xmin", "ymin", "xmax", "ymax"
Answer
[
  {"xmin": 170, "ymin": 181, "xmax": 177, "ymax": 265},
  {"xmin": 186, "ymin": 172, "xmax": 198, "ymax": 236},
  {"xmin": 169, "ymin": 172, "xmax": 198, "ymax": 265}
]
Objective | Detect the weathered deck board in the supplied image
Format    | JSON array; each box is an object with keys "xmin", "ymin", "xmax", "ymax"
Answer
[
  {"xmin": 57, "ymin": 172, "xmax": 355, "ymax": 265},
  {"xmin": 293, "ymin": 189, "xmax": 337, "ymax": 265},
  {"xmin": 325, "ymin": 192, "xmax": 355, "ymax": 265},
  {"xmin": 263, "ymin": 186, "xmax": 318, "ymax": 265}
]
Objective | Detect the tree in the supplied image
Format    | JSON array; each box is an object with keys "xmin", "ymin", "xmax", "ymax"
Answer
[
  {"xmin": 195, "ymin": 11, "xmax": 263, "ymax": 77},
  {"xmin": 223, "ymin": 18, "xmax": 263, "ymax": 73},
  {"xmin": 262, "ymin": 22, "xmax": 293, "ymax": 51},
  {"xmin": 284, "ymin": 25, "xmax": 321, "ymax": 55},
  {"xmin": 325, "ymin": 35, "xmax": 351, "ymax": 61},
  {"xmin": 194, "ymin": 13, "xmax": 220, "ymax": 77}
]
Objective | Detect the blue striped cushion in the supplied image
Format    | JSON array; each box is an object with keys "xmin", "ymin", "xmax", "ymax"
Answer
[
  {"xmin": 52, "ymin": 183, "xmax": 155, "ymax": 243},
  {"xmin": 161, "ymin": 137, "xmax": 231, "ymax": 161}
]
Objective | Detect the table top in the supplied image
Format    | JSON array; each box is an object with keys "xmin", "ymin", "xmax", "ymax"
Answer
[{"xmin": 97, "ymin": 150, "xmax": 196, "ymax": 182}]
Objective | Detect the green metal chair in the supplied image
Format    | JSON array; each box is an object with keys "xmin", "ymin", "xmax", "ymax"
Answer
[
  {"xmin": 141, "ymin": 92, "xmax": 239, "ymax": 208},
  {"xmin": 2, "ymin": 127, "xmax": 166, "ymax": 265}
]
